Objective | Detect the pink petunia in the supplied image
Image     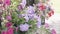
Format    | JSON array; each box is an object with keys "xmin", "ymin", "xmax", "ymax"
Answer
[
  {"xmin": 1, "ymin": 30, "xmax": 7, "ymax": 34},
  {"xmin": 38, "ymin": 3, "xmax": 46, "ymax": 11},
  {"xmin": 44, "ymin": 23, "xmax": 49, "ymax": 28},
  {"xmin": 16, "ymin": 27, "xmax": 18, "ymax": 31},
  {"xmin": 6, "ymin": 15, "xmax": 12, "ymax": 21},
  {"xmin": 48, "ymin": 10, "xmax": 54, "ymax": 17},
  {"xmin": 51, "ymin": 29, "xmax": 56, "ymax": 34},
  {"xmin": 7, "ymin": 27, "xmax": 14, "ymax": 34},
  {"xmin": 1, "ymin": 27, "xmax": 14, "ymax": 34},
  {"xmin": 4, "ymin": 0, "xmax": 11, "ymax": 5}
]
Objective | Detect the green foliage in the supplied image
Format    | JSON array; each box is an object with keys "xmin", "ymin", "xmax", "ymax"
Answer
[{"xmin": 11, "ymin": 12, "xmax": 25, "ymax": 26}]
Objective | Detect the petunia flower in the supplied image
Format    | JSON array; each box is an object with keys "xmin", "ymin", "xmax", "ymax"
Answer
[
  {"xmin": 0, "ymin": 0, "xmax": 3, "ymax": 4},
  {"xmin": 7, "ymin": 27, "xmax": 14, "ymax": 34},
  {"xmin": 44, "ymin": 23, "xmax": 49, "ymax": 28},
  {"xmin": 20, "ymin": 0, "xmax": 26, "ymax": 8},
  {"xmin": 19, "ymin": 23, "xmax": 29, "ymax": 31},
  {"xmin": 1, "ymin": 30, "xmax": 7, "ymax": 34},
  {"xmin": 48, "ymin": 10, "xmax": 54, "ymax": 17},
  {"xmin": 4, "ymin": 0, "xmax": 11, "ymax": 5},
  {"xmin": 51, "ymin": 29, "xmax": 56, "ymax": 34},
  {"xmin": 24, "ymin": 14, "xmax": 29, "ymax": 22},
  {"xmin": 26, "ymin": 6, "xmax": 35, "ymax": 14},
  {"xmin": 36, "ymin": 21, "xmax": 41, "ymax": 28},
  {"xmin": 28, "ymin": 14, "xmax": 34, "ymax": 19},
  {"xmin": 38, "ymin": 3, "xmax": 46, "ymax": 11},
  {"xmin": 6, "ymin": 15, "xmax": 12, "ymax": 21},
  {"xmin": 5, "ymin": 22, "xmax": 12, "ymax": 27},
  {"xmin": 18, "ymin": 4, "xmax": 23, "ymax": 11}
]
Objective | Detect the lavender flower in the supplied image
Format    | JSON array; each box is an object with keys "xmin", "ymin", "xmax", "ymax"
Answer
[
  {"xmin": 24, "ymin": 15, "xmax": 29, "ymax": 22},
  {"xmin": 34, "ymin": 15, "xmax": 41, "ymax": 22},
  {"xmin": 22, "ymin": 14, "xmax": 26, "ymax": 17},
  {"xmin": 21, "ymin": 0, "xmax": 26, "ymax": 8},
  {"xmin": 37, "ymin": 16, "xmax": 41, "ymax": 22},
  {"xmin": 19, "ymin": 23, "xmax": 29, "ymax": 31},
  {"xmin": 28, "ymin": 14, "xmax": 34, "ymax": 19},
  {"xmin": 36, "ymin": 16, "xmax": 41, "ymax": 28},
  {"xmin": 37, "ymin": 21, "xmax": 41, "ymax": 28},
  {"xmin": 18, "ymin": 5, "xmax": 23, "ymax": 10},
  {"xmin": 26, "ymin": 6, "xmax": 35, "ymax": 14}
]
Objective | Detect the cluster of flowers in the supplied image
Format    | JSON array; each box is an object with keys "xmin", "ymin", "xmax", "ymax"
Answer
[{"xmin": 0, "ymin": 0, "xmax": 56, "ymax": 34}]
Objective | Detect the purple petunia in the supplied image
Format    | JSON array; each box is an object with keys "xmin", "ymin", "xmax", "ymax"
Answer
[
  {"xmin": 28, "ymin": 14, "xmax": 34, "ymax": 19},
  {"xmin": 37, "ymin": 21, "xmax": 41, "ymax": 28},
  {"xmin": 36, "ymin": 16, "xmax": 41, "ymax": 28},
  {"xmin": 18, "ymin": 5, "xmax": 23, "ymax": 10},
  {"xmin": 24, "ymin": 14, "xmax": 29, "ymax": 22},
  {"xmin": 21, "ymin": 0, "xmax": 26, "ymax": 8},
  {"xmin": 19, "ymin": 23, "xmax": 29, "ymax": 31},
  {"xmin": 26, "ymin": 6, "xmax": 35, "ymax": 14}
]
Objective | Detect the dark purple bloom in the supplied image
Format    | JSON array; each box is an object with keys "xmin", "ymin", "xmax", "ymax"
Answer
[
  {"xmin": 19, "ymin": 23, "xmax": 29, "ymax": 31},
  {"xmin": 5, "ymin": 22, "xmax": 12, "ymax": 27}
]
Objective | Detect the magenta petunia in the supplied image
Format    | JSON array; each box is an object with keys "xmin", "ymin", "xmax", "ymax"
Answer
[
  {"xmin": 4, "ymin": 0, "xmax": 11, "ymax": 5},
  {"xmin": 1, "ymin": 30, "xmax": 7, "ymax": 34},
  {"xmin": 5, "ymin": 22, "xmax": 12, "ymax": 27},
  {"xmin": 1, "ymin": 27, "xmax": 14, "ymax": 34},
  {"xmin": 7, "ymin": 27, "xmax": 14, "ymax": 34}
]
